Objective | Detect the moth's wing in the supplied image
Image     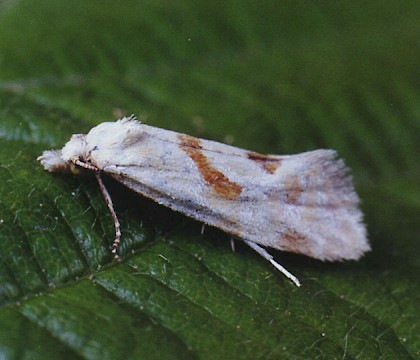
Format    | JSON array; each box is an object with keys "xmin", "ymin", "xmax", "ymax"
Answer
[
  {"xmin": 88, "ymin": 122, "xmax": 368, "ymax": 261},
  {"xmin": 164, "ymin": 145, "xmax": 368, "ymax": 262},
  {"xmin": 252, "ymin": 150, "xmax": 369, "ymax": 261}
]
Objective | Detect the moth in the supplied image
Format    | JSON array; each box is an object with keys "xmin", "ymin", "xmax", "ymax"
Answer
[{"xmin": 38, "ymin": 116, "xmax": 369, "ymax": 286}]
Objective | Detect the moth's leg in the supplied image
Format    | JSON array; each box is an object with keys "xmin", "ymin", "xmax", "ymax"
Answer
[
  {"xmin": 230, "ymin": 238, "xmax": 236, "ymax": 252},
  {"xmin": 73, "ymin": 158, "xmax": 98, "ymax": 171},
  {"xmin": 243, "ymin": 240, "xmax": 301, "ymax": 287},
  {"xmin": 95, "ymin": 172, "xmax": 122, "ymax": 259}
]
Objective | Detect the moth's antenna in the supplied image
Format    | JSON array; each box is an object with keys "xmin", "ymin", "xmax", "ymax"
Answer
[{"xmin": 95, "ymin": 172, "xmax": 122, "ymax": 259}]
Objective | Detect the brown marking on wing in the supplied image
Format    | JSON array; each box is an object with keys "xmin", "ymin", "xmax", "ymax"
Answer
[
  {"xmin": 280, "ymin": 230, "xmax": 312, "ymax": 254},
  {"xmin": 283, "ymin": 174, "xmax": 304, "ymax": 205},
  {"xmin": 178, "ymin": 134, "xmax": 242, "ymax": 200},
  {"xmin": 247, "ymin": 151, "xmax": 281, "ymax": 174}
]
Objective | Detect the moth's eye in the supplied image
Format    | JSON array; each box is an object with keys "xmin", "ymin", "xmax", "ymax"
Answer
[{"xmin": 69, "ymin": 162, "xmax": 83, "ymax": 175}]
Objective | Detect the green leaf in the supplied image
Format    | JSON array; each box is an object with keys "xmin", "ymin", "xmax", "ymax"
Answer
[{"xmin": 1, "ymin": 0, "xmax": 419, "ymax": 359}]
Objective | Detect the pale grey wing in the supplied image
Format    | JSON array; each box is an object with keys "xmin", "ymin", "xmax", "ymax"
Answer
[
  {"xmin": 255, "ymin": 149, "xmax": 368, "ymax": 261},
  {"xmin": 98, "ymin": 144, "xmax": 368, "ymax": 262},
  {"xmin": 247, "ymin": 150, "xmax": 368, "ymax": 261}
]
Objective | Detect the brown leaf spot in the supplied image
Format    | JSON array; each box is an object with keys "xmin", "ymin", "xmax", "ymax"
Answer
[
  {"xmin": 247, "ymin": 151, "xmax": 281, "ymax": 174},
  {"xmin": 178, "ymin": 134, "xmax": 242, "ymax": 200}
]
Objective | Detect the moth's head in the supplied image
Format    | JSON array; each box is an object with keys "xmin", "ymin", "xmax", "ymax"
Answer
[
  {"xmin": 38, "ymin": 149, "xmax": 72, "ymax": 173},
  {"xmin": 38, "ymin": 133, "xmax": 89, "ymax": 174},
  {"xmin": 38, "ymin": 116, "xmax": 142, "ymax": 174}
]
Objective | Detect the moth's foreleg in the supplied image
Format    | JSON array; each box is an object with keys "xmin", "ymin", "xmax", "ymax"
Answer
[{"xmin": 95, "ymin": 172, "xmax": 122, "ymax": 259}]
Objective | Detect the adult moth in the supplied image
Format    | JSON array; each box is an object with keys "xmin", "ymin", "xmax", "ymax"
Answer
[{"xmin": 38, "ymin": 116, "xmax": 369, "ymax": 286}]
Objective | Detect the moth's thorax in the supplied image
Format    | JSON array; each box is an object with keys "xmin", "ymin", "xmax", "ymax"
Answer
[
  {"xmin": 61, "ymin": 134, "xmax": 89, "ymax": 162},
  {"xmin": 86, "ymin": 120, "xmax": 144, "ymax": 150}
]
